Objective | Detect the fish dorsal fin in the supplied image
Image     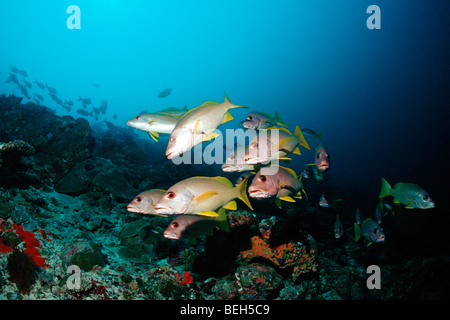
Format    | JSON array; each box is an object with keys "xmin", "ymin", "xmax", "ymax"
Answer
[
  {"xmin": 210, "ymin": 176, "xmax": 233, "ymax": 186},
  {"xmin": 192, "ymin": 191, "xmax": 218, "ymax": 204},
  {"xmin": 274, "ymin": 111, "xmax": 288, "ymax": 127},
  {"xmin": 200, "ymin": 100, "xmax": 220, "ymax": 107},
  {"xmin": 278, "ymin": 166, "xmax": 297, "ymax": 178},
  {"xmin": 181, "ymin": 101, "xmax": 219, "ymax": 118},
  {"xmin": 277, "ymin": 127, "xmax": 292, "ymax": 135}
]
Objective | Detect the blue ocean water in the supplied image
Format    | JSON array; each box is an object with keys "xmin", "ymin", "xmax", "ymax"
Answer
[{"xmin": 0, "ymin": 0, "xmax": 449, "ymax": 300}]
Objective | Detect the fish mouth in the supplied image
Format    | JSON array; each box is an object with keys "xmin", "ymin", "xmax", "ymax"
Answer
[
  {"xmin": 248, "ymin": 188, "xmax": 270, "ymax": 199},
  {"xmin": 318, "ymin": 163, "xmax": 329, "ymax": 171},
  {"xmin": 375, "ymin": 235, "xmax": 386, "ymax": 242},
  {"xmin": 153, "ymin": 205, "xmax": 173, "ymax": 215},
  {"xmin": 165, "ymin": 150, "xmax": 178, "ymax": 160},
  {"xmin": 222, "ymin": 164, "xmax": 240, "ymax": 172},
  {"xmin": 126, "ymin": 205, "xmax": 143, "ymax": 213},
  {"xmin": 163, "ymin": 232, "xmax": 179, "ymax": 240}
]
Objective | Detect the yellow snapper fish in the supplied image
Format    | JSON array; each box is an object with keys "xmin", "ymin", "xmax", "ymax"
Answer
[
  {"xmin": 153, "ymin": 176, "xmax": 253, "ymax": 217},
  {"xmin": 127, "ymin": 189, "xmax": 166, "ymax": 214},
  {"xmin": 244, "ymin": 126, "xmax": 310, "ymax": 165},
  {"xmin": 165, "ymin": 94, "xmax": 246, "ymax": 159},
  {"xmin": 126, "ymin": 113, "xmax": 179, "ymax": 142},
  {"xmin": 379, "ymin": 178, "xmax": 435, "ymax": 209},
  {"xmin": 163, "ymin": 207, "xmax": 229, "ymax": 243},
  {"xmin": 247, "ymin": 165, "xmax": 305, "ymax": 208}
]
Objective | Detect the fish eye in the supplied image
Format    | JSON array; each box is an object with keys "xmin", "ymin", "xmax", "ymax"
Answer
[
  {"xmin": 165, "ymin": 192, "xmax": 176, "ymax": 199},
  {"xmin": 251, "ymin": 142, "xmax": 258, "ymax": 149},
  {"xmin": 135, "ymin": 116, "xmax": 140, "ymax": 120},
  {"xmin": 172, "ymin": 222, "xmax": 179, "ymax": 228},
  {"xmin": 423, "ymin": 195, "xmax": 429, "ymax": 201},
  {"xmin": 170, "ymin": 137, "xmax": 176, "ymax": 143},
  {"xmin": 373, "ymin": 228, "xmax": 378, "ymax": 234},
  {"xmin": 135, "ymin": 196, "xmax": 142, "ymax": 202},
  {"xmin": 230, "ymin": 154, "xmax": 236, "ymax": 160},
  {"xmin": 246, "ymin": 116, "xmax": 253, "ymax": 121},
  {"xmin": 259, "ymin": 175, "xmax": 267, "ymax": 182}
]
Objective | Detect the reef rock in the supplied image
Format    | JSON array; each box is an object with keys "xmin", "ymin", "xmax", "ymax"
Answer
[{"xmin": 236, "ymin": 263, "xmax": 283, "ymax": 299}]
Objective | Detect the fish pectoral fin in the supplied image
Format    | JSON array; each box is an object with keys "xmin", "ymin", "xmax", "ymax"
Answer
[
  {"xmin": 148, "ymin": 131, "xmax": 159, "ymax": 142},
  {"xmin": 192, "ymin": 191, "xmax": 218, "ymax": 204},
  {"xmin": 280, "ymin": 195, "xmax": 296, "ymax": 203},
  {"xmin": 193, "ymin": 119, "xmax": 203, "ymax": 134},
  {"xmin": 147, "ymin": 120, "xmax": 156, "ymax": 125},
  {"xmin": 223, "ymin": 200, "xmax": 237, "ymax": 210},
  {"xmin": 221, "ymin": 112, "xmax": 233, "ymax": 124},
  {"xmin": 196, "ymin": 211, "xmax": 219, "ymax": 218},
  {"xmin": 202, "ymin": 132, "xmax": 220, "ymax": 142}
]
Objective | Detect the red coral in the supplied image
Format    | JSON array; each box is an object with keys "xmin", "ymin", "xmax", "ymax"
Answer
[
  {"xmin": 0, "ymin": 238, "xmax": 13, "ymax": 254},
  {"xmin": 182, "ymin": 272, "xmax": 193, "ymax": 286},
  {"xmin": 12, "ymin": 223, "xmax": 48, "ymax": 268}
]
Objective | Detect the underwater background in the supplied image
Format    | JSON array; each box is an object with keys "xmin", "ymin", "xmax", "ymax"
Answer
[{"xmin": 0, "ymin": 0, "xmax": 449, "ymax": 302}]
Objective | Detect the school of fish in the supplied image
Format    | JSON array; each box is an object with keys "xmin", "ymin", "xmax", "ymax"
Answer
[{"xmin": 124, "ymin": 93, "xmax": 435, "ymax": 245}]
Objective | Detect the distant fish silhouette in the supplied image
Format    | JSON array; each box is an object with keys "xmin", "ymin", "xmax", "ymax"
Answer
[
  {"xmin": 93, "ymin": 83, "xmax": 100, "ymax": 88},
  {"xmin": 5, "ymin": 72, "xmax": 19, "ymax": 85},
  {"xmin": 78, "ymin": 96, "xmax": 91, "ymax": 105},
  {"xmin": 34, "ymin": 80, "xmax": 46, "ymax": 90},
  {"xmin": 99, "ymin": 99, "xmax": 108, "ymax": 114},
  {"xmin": 158, "ymin": 88, "xmax": 172, "ymax": 98},
  {"xmin": 17, "ymin": 69, "xmax": 27, "ymax": 77}
]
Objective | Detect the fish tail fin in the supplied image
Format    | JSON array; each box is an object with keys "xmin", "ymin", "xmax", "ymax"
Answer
[
  {"xmin": 354, "ymin": 223, "xmax": 361, "ymax": 242},
  {"xmin": 217, "ymin": 207, "xmax": 230, "ymax": 232},
  {"xmin": 294, "ymin": 126, "xmax": 310, "ymax": 150},
  {"xmin": 274, "ymin": 111, "xmax": 288, "ymax": 127},
  {"xmin": 224, "ymin": 93, "xmax": 248, "ymax": 110},
  {"xmin": 235, "ymin": 177, "xmax": 254, "ymax": 210},
  {"xmin": 379, "ymin": 178, "xmax": 392, "ymax": 199}
]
